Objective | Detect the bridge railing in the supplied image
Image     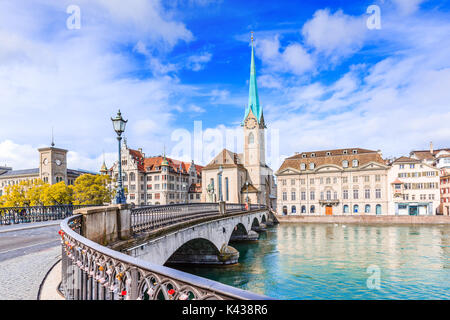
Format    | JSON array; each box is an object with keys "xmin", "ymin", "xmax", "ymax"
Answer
[
  {"xmin": 60, "ymin": 209, "xmax": 273, "ymax": 300},
  {"xmin": 131, "ymin": 203, "xmax": 266, "ymax": 233},
  {"xmin": 0, "ymin": 204, "xmax": 99, "ymax": 226}
]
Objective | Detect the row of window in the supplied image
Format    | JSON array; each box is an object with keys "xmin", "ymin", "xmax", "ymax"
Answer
[
  {"xmin": 282, "ymin": 189, "xmax": 382, "ymax": 201},
  {"xmin": 127, "ymin": 193, "xmax": 200, "ymax": 201},
  {"xmin": 298, "ymin": 160, "xmax": 360, "ymax": 171},
  {"xmin": 402, "ymin": 194, "xmax": 435, "ymax": 201},
  {"xmin": 118, "ymin": 172, "xmax": 194, "ymax": 183},
  {"xmin": 280, "ymin": 175, "xmax": 382, "ymax": 186},
  {"xmin": 398, "ymin": 171, "xmax": 437, "ymax": 178},
  {"xmin": 283, "ymin": 204, "xmax": 383, "ymax": 214},
  {"xmin": 299, "ymin": 150, "xmax": 359, "ymax": 158}
]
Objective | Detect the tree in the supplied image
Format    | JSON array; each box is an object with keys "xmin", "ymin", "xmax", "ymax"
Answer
[
  {"xmin": 1, "ymin": 181, "xmax": 28, "ymax": 207},
  {"xmin": 40, "ymin": 181, "xmax": 74, "ymax": 205},
  {"xmin": 72, "ymin": 174, "xmax": 112, "ymax": 205}
]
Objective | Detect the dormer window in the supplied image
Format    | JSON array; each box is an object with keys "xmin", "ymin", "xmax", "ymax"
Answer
[
  {"xmin": 309, "ymin": 163, "xmax": 315, "ymax": 170},
  {"xmin": 326, "ymin": 152, "xmax": 331, "ymax": 156},
  {"xmin": 352, "ymin": 150, "xmax": 358, "ymax": 154},
  {"xmin": 302, "ymin": 154, "xmax": 307, "ymax": 158},
  {"xmin": 352, "ymin": 159, "xmax": 359, "ymax": 167},
  {"xmin": 300, "ymin": 163, "xmax": 306, "ymax": 170},
  {"xmin": 342, "ymin": 160, "xmax": 349, "ymax": 168},
  {"xmin": 343, "ymin": 150, "xmax": 348, "ymax": 155},
  {"xmin": 311, "ymin": 153, "xmax": 316, "ymax": 158}
]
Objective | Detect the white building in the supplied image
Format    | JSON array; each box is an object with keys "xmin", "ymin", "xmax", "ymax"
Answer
[{"xmin": 388, "ymin": 156, "xmax": 440, "ymax": 215}]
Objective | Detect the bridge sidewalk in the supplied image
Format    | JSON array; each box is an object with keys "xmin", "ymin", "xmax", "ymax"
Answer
[
  {"xmin": 38, "ymin": 260, "xmax": 64, "ymax": 300},
  {"xmin": 0, "ymin": 221, "xmax": 61, "ymax": 234}
]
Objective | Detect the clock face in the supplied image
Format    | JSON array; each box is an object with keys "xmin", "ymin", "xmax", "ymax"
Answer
[
  {"xmin": 245, "ymin": 117, "xmax": 257, "ymax": 129},
  {"xmin": 56, "ymin": 159, "xmax": 62, "ymax": 166},
  {"xmin": 43, "ymin": 158, "xmax": 48, "ymax": 165}
]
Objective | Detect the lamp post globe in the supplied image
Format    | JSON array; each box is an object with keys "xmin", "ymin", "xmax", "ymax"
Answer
[{"xmin": 111, "ymin": 109, "xmax": 128, "ymax": 204}]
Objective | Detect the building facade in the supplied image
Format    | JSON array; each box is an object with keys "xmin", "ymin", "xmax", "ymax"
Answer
[
  {"xmin": 0, "ymin": 144, "xmax": 88, "ymax": 197},
  {"xmin": 276, "ymin": 148, "xmax": 390, "ymax": 216},
  {"xmin": 107, "ymin": 140, "xmax": 202, "ymax": 206},
  {"xmin": 440, "ymin": 174, "xmax": 450, "ymax": 215},
  {"xmin": 201, "ymin": 36, "xmax": 277, "ymax": 208},
  {"xmin": 387, "ymin": 157, "xmax": 440, "ymax": 215}
]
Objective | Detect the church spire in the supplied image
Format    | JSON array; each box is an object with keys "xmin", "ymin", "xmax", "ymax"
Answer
[{"xmin": 242, "ymin": 31, "xmax": 262, "ymax": 125}]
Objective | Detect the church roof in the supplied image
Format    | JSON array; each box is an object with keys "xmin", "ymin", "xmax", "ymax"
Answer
[
  {"xmin": 242, "ymin": 36, "xmax": 263, "ymax": 125},
  {"xmin": 203, "ymin": 149, "xmax": 245, "ymax": 170}
]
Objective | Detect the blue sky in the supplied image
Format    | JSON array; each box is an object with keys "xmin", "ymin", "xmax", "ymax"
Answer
[{"xmin": 0, "ymin": 0, "xmax": 449, "ymax": 171}]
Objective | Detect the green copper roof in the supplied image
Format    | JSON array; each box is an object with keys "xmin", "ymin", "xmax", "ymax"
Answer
[{"xmin": 242, "ymin": 40, "xmax": 262, "ymax": 125}]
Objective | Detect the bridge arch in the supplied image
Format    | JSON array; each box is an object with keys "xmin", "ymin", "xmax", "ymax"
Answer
[{"xmin": 165, "ymin": 238, "xmax": 220, "ymax": 265}]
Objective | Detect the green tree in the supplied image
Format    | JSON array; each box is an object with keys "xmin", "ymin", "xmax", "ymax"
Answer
[{"xmin": 72, "ymin": 174, "xmax": 112, "ymax": 205}]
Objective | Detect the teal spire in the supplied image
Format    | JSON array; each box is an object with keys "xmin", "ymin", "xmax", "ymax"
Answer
[{"xmin": 242, "ymin": 32, "xmax": 263, "ymax": 125}]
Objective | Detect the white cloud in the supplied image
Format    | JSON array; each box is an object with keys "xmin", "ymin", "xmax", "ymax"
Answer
[
  {"xmin": 187, "ymin": 52, "xmax": 212, "ymax": 71},
  {"xmin": 256, "ymin": 36, "xmax": 315, "ymax": 75},
  {"xmin": 392, "ymin": 0, "xmax": 426, "ymax": 15},
  {"xmin": 302, "ymin": 9, "xmax": 367, "ymax": 62}
]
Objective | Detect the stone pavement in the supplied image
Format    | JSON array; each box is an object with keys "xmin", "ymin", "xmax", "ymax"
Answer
[{"xmin": 0, "ymin": 245, "xmax": 61, "ymax": 300}]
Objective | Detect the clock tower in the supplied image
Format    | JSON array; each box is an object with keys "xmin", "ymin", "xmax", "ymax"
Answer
[
  {"xmin": 38, "ymin": 143, "xmax": 68, "ymax": 184},
  {"xmin": 243, "ymin": 32, "xmax": 266, "ymax": 168}
]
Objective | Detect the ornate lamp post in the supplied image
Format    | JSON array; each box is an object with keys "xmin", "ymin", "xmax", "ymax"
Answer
[
  {"xmin": 245, "ymin": 181, "xmax": 249, "ymax": 210},
  {"xmin": 111, "ymin": 110, "xmax": 128, "ymax": 204},
  {"xmin": 218, "ymin": 165, "xmax": 223, "ymax": 202}
]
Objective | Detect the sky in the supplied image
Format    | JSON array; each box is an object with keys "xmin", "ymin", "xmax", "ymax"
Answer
[{"xmin": 0, "ymin": 0, "xmax": 449, "ymax": 172}]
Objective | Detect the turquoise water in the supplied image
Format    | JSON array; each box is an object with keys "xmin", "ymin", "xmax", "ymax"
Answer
[{"xmin": 175, "ymin": 223, "xmax": 450, "ymax": 299}]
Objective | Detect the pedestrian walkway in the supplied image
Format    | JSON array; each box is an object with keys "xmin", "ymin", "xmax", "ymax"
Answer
[
  {"xmin": 0, "ymin": 246, "xmax": 60, "ymax": 300},
  {"xmin": 0, "ymin": 220, "xmax": 61, "ymax": 234},
  {"xmin": 39, "ymin": 260, "xmax": 64, "ymax": 300}
]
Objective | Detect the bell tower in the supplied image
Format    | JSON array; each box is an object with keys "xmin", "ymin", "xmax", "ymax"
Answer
[
  {"xmin": 243, "ymin": 31, "xmax": 266, "ymax": 168},
  {"xmin": 38, "ymin": 135, "xmax": 68, "ymax": 184}
]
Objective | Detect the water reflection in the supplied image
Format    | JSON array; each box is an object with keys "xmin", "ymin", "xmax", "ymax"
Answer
[{"xmin": 174, "ymin": 223, "xmax": 450, "ymax": 299}]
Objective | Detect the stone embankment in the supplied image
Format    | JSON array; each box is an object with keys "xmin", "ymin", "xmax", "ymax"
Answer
[{"xmin": 276, "ymin": 215, "xmax": 450, "ymax": 225}]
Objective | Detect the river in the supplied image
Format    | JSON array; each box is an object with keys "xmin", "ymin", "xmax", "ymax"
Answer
[{"xmin": 174, "ymin": 223, "xmax": 450, "ymax": 299}]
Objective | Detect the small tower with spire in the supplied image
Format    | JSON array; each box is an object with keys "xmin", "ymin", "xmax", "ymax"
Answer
[{"xmin": 100, "ymin": 152, "xmax": 108, "ymax": 175}]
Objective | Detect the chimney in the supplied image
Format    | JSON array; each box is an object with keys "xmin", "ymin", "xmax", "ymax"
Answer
[{"xmin": 430, "ymin": 141, "xmax": 433, "ymax": 154}]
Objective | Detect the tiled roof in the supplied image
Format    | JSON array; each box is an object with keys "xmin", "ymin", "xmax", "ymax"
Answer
[
  {"xmin": 0, "ymin": 168, "xmax": 39, "ymax": 177},
  {"xmin": 392, "ymin": 156, "xmax": 421, "ymax": 164},
  {"xmin": 143, "ymin": 156, "xmax": 203, "ymax": 175},
  {"xmin": 277, "ymin": 148, "xmax": 386, "ymax": 173},
  {"xmin": 391, "ymin": 178, "xmax": 404, "ymax": 184},
  {"xmin": 203, "ymin": 149, "xmax": 245, "ymax": 170},
  {"xmin": 189, "ymin": 182, "xmax": 202, "ymax": 193},
  {"xmin": 410, "ymin": 148, "xmax": 450, "ymax": 160}
]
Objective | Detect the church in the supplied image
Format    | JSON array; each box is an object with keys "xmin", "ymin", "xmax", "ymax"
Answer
[{"xmin": 201, "ymin": 35, "xmax": 277, "ymax": 209}]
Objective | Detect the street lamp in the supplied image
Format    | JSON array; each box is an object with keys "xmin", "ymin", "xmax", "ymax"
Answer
[
  {"xmin": 218, "ymin": 165, "xmax": 223, "ymax": 202},
  {"xmin": 245, "ymin": 181, "xmax": 249, "ymax": 210},
  {"xmin": 111, "ymin": 109, "xmax": 128, "ymax": 204}
]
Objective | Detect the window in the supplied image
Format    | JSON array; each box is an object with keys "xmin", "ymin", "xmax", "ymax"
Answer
[
  {"xmin": 326, "ymin": 177, "xmax": 331, "ymax": 184},
  {"xmin": 302, "ymin": 154, "xmax": 307, "ymax": 158},
  {"xmin": 334, "ymin": 191, "xmax": 338, "ymax": 200},
  {"xmin": 282, "ymin": 206, "xmax": 287, "ymax": 215},
  {"xmin": 291, "ymin": 179, "xmax": 295, "ymax": 185},
  {"xmin": 300, "ymin": 179, "xmax": 305, "ymax": 185},
  {"xmin": 353, "ymin": 189, "xmax": 359, "ymax": 199},
  {"xmin": 376, "ymin": 204, "xmax": 382, "ymax": 215},
  {"xmin": 310, "ymin": 205, "xmax": 315, "ymax": 213},
  {"xmin": 301, "ymin": 191, "xmax": 306, "ymax": 201},
  {"xmin": 310, "ymin": 191, "xmax": 315, "ymax": 200},
  {"xmin": 343, "ymin": 150, "xmax": 348, "ymax": 155},
  {"xmin": 309, "ymin": 163, "xmax": 315, "ymax": 170},
  {"xmin": 343, "ymin": 189, "xmax": 349, "ymax": 199},
  {"xmin": 311, "ymin": 153, "xmax": 316, "ymax": 157},
  {"xmin": 354, "ymin": 204, "xmax": 359, "ymax": 213},
  {"xmin": 375, "ymin": 175, "xmax": 381, "ymax": 182},
  {"xmin": 291, "ymin": 192, "xmax": 296, "ymax": 201},
  {"xmin": 225, "ymin": 177, "xmax": 229, "ymax": 201},
  {"xmin": 326, "ymin": 152, "xmax": 331, "ymax": 156},
  {"xmin": 353, "ymin": 176, "xmax": 358, "ymax": 183},
  {"xmin": 326, "ymin": 190, "xmax": 331, "ymax": 200},
  {"xmin": 365, "ymin": 204, "xmax": 371, "ymax": 213},
  {"xmin": 399, "ymin": 164, "xmax": 405, "ymax": 169},
  {"xmin": 375, "ymin": 189, "xmax": 381, "ymax": 199},
  {"xmin": 343, "ymin": 205, "xmax": 349, "ymax": 213},
  {"xmin": 365, "ymin": 189, "xmax": 370, "ymax": 199},
  {"xmin": 310, "ymin": 178, "xmax": 314, "ymax": 185},
  {"xmin": 364, "ymin": 176, "xmax": 370, "ymax": 182},
  {"xmin": 282, "ymin": 179, "xmax": 286, "ymax": 186},
  {"xmin": 248, "ymin": 132, "xmax": 254, "ymax": 144},
  {"xmin": 352, "ymin": 150, "xmax": 358, "ymax": 154},
  {"xmin": 300, "ymin": 163, "xmax": 306, "ymax": 170},
  {"xmin": 342, "ymin": 177, "xmax": 348, "ymax": 183},
  {"xmin": 291, "ymin": 206, "xmax": 296, "ymax": 214},
  {"xmin": 301, "ymin": 206, "xmax": 306, "ymax": 213},
  {"xmin": 352, "ymin": 160, "xmax": 359, "ymax": 167},
  {"xmin": 410, "ymin": 164, "xmax": 415, "ymax": 169},
  {"xmin": 282, "ymin": 192, "xmax": 287, "ymax": 201}
]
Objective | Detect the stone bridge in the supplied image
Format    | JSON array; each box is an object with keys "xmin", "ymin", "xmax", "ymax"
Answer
[
  {"xmin": 59, "ymin": 203, "xmax": 276, "ymax": 300},
  {"xmin": 125, "ymin": 209, "xmax": 268, "ymax": 265}
]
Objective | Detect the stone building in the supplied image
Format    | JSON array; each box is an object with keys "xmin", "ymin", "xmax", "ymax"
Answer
[
  {"xmin": 0, "ymin": 143, "xmax": 89, "ymax": 197},
  {"xmin": 201, "ymin": 36, "xmax": 277, "ymax": 208},
  {"xmin": 387, "ymin": 156, "xmax": 440, "ymax": 215},
  {"xmin": 276, "ymin": 148, "xmax": 390, "ymax": 216},
  {"xmin": 107, "ymin": 140, "xmax": 202, "ymax": 206},
  {"xmin": 440, "ymin": 174, "xmax": 450, "ymax": 215}
]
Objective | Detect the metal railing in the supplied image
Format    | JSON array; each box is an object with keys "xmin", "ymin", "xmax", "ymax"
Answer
[
  {"xmin": 60, "ymin": 206, "xmax": 272, "ymax": 300},
  {"xmin": 131, "ymin": 203, "xmax": 266, "ymax": 233},
  {"xmin": 0, "ymin": 205, "xmax": 99, "ymax": 226}
]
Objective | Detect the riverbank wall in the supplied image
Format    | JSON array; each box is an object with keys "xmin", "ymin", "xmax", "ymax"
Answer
[{"xmin": 275, "ymin": 215, "xmax": 450, "ymax": 225}]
